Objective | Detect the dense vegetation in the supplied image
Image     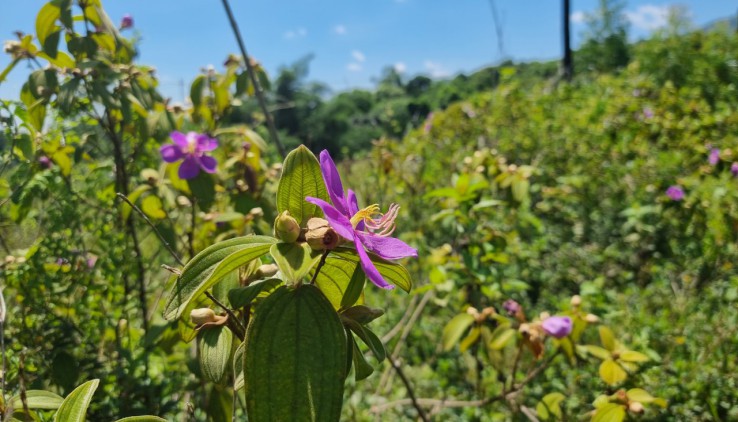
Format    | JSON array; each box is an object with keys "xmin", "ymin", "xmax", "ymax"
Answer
[{"xmin": 1, "ymin": 0, "xmax": 737, "ymax": 420}]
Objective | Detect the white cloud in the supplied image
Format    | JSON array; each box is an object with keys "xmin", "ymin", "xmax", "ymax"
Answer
[
  {"xmin": 570, "ymin": 11, "xmax": 586, "ymax": 24},
  {"xmin": 394, "ymin": 62, "xmax": 406, "ymax": 74},
  {"xmin": 625, "ymin": 5, "xmax": 669, "ymax": 31},
  {"xmin": 334, "ymin": 25, "xmax": 346, "ymax": 35},
  {"xmin": 424, "ymin": 60, "xmax": 449, "ymax": 78},
  {"xmin": 351, "ymin": 50, "xmax": 366, "ymax": 63},
  {"xmin": 283, "ymin": 27, "xmax": 307, "ymax": 40},
  {"xmin": 347, "ymin": 63, "xmax": 362, "ymax": 72}
]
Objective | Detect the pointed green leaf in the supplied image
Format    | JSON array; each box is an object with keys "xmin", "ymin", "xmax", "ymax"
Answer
[
  {"xmin": 198, "ymin": 326, "xmax": 233, "ymax": 384},
  {"xmin": 190, "ymin": 74, "xmax": 205, "ymax": 108},
  {"xmin": 578, "ymin": 345, "xmax": 612, "ymax": 361},
  {"xmin": 228, "ymin": 278, "xmax": 282, "ymax": 309},
  {"xmin": 599, "ymin": 326, "xmax": 616, "ymax": 351},
  {"xmin": 340, "ymin": 264, "xmax": 365, "ymax": 309},
  {"xmin": 340, "ymin": 305, "xmax": 384, "ymax": 325},
  {"xmin": 459, "ymin": 326, "xmax": 481, "ymax": 352},
  {"xmin": 599, "ymin": 359, "xmax": 627, "ymax": 386},
  {"xmin": 36, "ymin": 2, "xmax": 61, "ymax": 46},
  {"xmin": 276, "ymin": 145, "xmax": 328, "ymax": 226},
  {"xmin": 10, "ymin": 390, "xmax": 63, "ymax": 410},
  {"xmin": 141, "ymin": 195, "xmax": 166, "ymax": 219},
  {"xmin": 270, "ymin": 242, "xmax": 321, "ymax": 283},
  {"xmin": 536, "ymin": 392, "xmax": 566, "ymax": 420},
  {"xmin": 313, "ymin": 257, "xmax": 361, "ymax": 309},
  {"xmin": 349, "ymin": 334, "xmax": 374, "ymax": 381},
  {"xmin": 619, "ymin": 350, "xmax": 649, "ymax": 363},
  {"xmin": 163, "ymin": 236, "xmax": 276, "ymax": 320},
  {"xmin": 53, "ymin": 379, "xmax": 99, "ymax": 422},
  {"xmin": 592, "ymin": 403, "xmax": 626, "ymax": 422},
  {"xmin": 245, "ymin": 285, "xmax": 346, "ymax": 421},
  {"xmin": 442, "ymin": 313, "xmax": 475, "ymax": 351},
  {"xmin": 343, "ymin": 318, "xmax": 386, "ymax": 362},
  {"xmin": 626, "ymin": 388, "xmax": 655, "ymax": 403}
]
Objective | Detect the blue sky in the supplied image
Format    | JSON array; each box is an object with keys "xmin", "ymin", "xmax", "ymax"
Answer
[{"xmin": 1, "ymin": 1, "xmax": 735, "ymax": 101}]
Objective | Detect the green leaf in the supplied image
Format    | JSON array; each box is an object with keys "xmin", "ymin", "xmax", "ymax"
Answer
[
  {"xmin": 536, "ymin": 392, "xmax": 566, "ymax": 421},
  {"xmin": 313, "ymin": 256, "xmax": 361, "ymax": 309},
  {"xmin": 276, "ymin": 145, "xmax": 328, "ymax": 226},
  {"xmin": 190, "ymin": 74, "xmax": 205, "ymax": 108},
  {"xmin": 349, "ymin": 333, "xmax": 374, "ymax": 381},
  {"xmin": 578, "ymin": 345, "xmax": 611, "ymax": 360},
  {"xmin": 114, "ymin": 417, "xmax": 167, "ymax": 422},
  {"xmin": 332, "ymin": 248, "xmax": 412, "ymax": 292},
  {"xmin": 58, "ymin": 77, "xmax": 81, "ymax": 114},
  {"xmin": 228, "ymin": 278, "xmax": 282, "ymax": 309},
  {"xmin": 592, "ymin": 403, "xmax": 626, "ymax": 422},
  {"xmin": 198, "ymin": 326, "xmax": 233, "ymax": 384},
  {"xmin": 53, "ymin": 379, "xmax": 99, "ymax": 422},
  {"xmin": 245, "ymin": 285, "xmax": 346, "ymax": 421},
  {"xmin": 233, "ymin": 340, "xmax": 245, "ymax": 391},
  {"xmin": 188, "ymin": 173, "xmax": 216, "ymax": 211},
  {"xmin": 10, "ymin": 390, "xmax": 64, "ymax": 410},
  {"xmin": 459, "ymin": 326, "xmax": 480, "ymax": 352},
  {"xmin": 270, "ymin": 242, "xmax": 321, "ymax": 283},
  {"xmin": 442, "ymin": 313, "xmax": 475, "ymax": 351},
  {"xmin": 599, "ymin": 326, "xmax": 617, "ymax": 351},
  {"xmin": 619, "ymin": 350, "xmax": 649, "ymax": 363},
  {"xmin": 489, "ymin": 326, "xmax": 516, "ymax": 350},
  {"xmin": 121, "ymin": 185, "xmax": 151, "ymax": 221},
  {"xmin": 340, "ymin": 264, "xmax": 365, "ymax": 309},
  {"xmin": 626, "ymin": 388, "xmax": 655, "ymax": 403},
  {"xmin": 36, "ymin": 2, "xmax": 61, "ymax": 46},
  {"xmin": 599, "ymin": 359, "xmax": 627, "ymax": 386},
  {"xmin": 141, "ymin": 195, "xmax": 166, "ymax": 219},
  {"xmin": 342, "ymin": 318, "xmax": 386, "ymax": 362},
  {"xmin": 163, "ymin": 235, "xmax": 276, "ymax": 320}
]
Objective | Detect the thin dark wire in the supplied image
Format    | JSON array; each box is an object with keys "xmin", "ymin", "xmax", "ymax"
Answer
[
  {"xmin": 220, "ymin": 0, "xmax": 287, "ymax": 159},
  {"xmin": 487, "ymin": 0, "xmax": 505, "ymax": 59}
]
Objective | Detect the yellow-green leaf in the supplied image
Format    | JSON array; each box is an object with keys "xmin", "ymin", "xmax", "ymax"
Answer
[
  {"xmin": 442, "ymin": 313, "xmax": 475, "ymax": 351},
  {"xmin": 599, "ymin": 326, "xmax": 616, "ymax": 351},
  {"xmin": 619, "ymin": 350, "xmax": 649, "ymax": 363},
  {"xmin": 53, "ymin": 379, "xmax": 99, "ymax": 422},
  {"xmin": 592, "ymin": 403, "xmax": 626, "ymax": 422},
  {"xmin": 10, "ymin": 390, "xmax": 63, "ymax": 410},
  {"xmin": 276, "ymin": 145, "xmax": 328, "ymax": 226},
  {"xmin": 141, "ymin": 195, "xmax": 166, "ymax": 220},
  {"xmin": 599, "ymin": 359, "xmax": 627, "ymax": 386}
]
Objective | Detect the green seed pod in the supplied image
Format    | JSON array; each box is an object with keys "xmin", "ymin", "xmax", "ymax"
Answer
[{"xmin": 274, "ymin": 210, "xmax": 301, "ymax": 243}]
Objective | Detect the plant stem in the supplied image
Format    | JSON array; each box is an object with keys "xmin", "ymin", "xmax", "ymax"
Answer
[
  {"xmin": 387, "ymin": 357, "xmax": 430, "ymax": 422},
  {"xmin": 117, "ymin": 193, "xmax": 184, "ymax": 266},
  {"xmin": 205, "ymin": 291, "xmax": 246, "ymax": 340},
  {"xmin": 219, "ymin": 0, "xmax": 286, "ymax": 159},
  {"xmin": 309, "ymin": 250, "xmax": 330, "ymax": 285}
]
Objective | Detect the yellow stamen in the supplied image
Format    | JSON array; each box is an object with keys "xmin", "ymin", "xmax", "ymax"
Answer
[{"xmin": 350, "ymin": 204, "xmax": 380, "ymax": 228}]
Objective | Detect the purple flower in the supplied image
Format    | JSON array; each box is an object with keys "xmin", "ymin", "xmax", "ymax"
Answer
[
  {"xmin": 731, "ymin": 162, "xmax": 738, "ymax": 177},
  {"xmin": 503, "ymin": 299, "xmax": 521, "ymax": 316},
  {"xmin": 541, "ymin": 316, "xmax": 572, "ymax": 339},
  {"xmin": 666, "ymin": 185, "xmax": 684, "ymax": 201},
  {"xmin": 306, "ymin": 150, "xmax": 418, "ymax": 289},
  {"xmin": 708, "ymin": 148, "xmax": 720, "ymax": 166},
  {"xmin": 160, "ymin": 131, "xmax": 218, "ymax": 180},
  {"xmin": 38, "ymin": 155, "xmax": 52, "ymax": 169},
  {"xmin": 120, "ymin": 14, "xmax": 134, "ymax": 30},
  {"xmin": 642, "ymin": 107, "xmax": 654, "ymax": 119}
]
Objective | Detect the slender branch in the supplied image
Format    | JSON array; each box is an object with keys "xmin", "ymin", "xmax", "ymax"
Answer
[
  {"xmin": 205, "ymin": 291, "xmax": 246, "ymax": 340},
  {"xmin": 309, "ymin": 250, "xmax": 330, "ymax": 285},
  {"xmin": 386, "ymin": 358, "xmax": 430, "ymax": 422},
  {"xmin": 118, "ymin": 192, "xmax": 184, "ymax": 265},
  {"xmin": 219, "ymin": 0, "xmax": 286, "ymax": 159},
  {"xmin": 508, "ymin": 341, "xmax": 524, "ymax": 391}
]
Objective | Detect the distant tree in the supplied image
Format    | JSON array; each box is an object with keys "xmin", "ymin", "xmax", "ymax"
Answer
[{"xmin": 576, "ymin": 0, "xmax": 630, "ymax": 72}]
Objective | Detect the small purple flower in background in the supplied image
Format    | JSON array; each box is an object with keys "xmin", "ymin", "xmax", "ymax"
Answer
[
  {"xmin": 642, "ymin": 107, "xmax": 654, "ymax": 120},
  {"xmin": 542, "ymin": 316, "xmax": 572, "ymax": 339},
  {"xmin": 503, "ymin": 299, "xmax": 521, "ymax": 317},
  {"xmin": 632, "ymin": 88, "xmax": 641, "ymax": 97},
  {"xmin": 120, "ymin": 14, "xmax": 134, "ymax": 30},
  {"xmin": 38, "ymin": 155, "xmax": 52, "ymax": 169},
  {"xmin": 731, "ymin": 162, "xmax": 738, "ymax": 177},
  {"xmin": 160, "ymin": 131, "xmax": 218, "ymax": 180},
  {"xmin": 666, "ymin": 185, "xmax": 684, "ymax": 201},
  {"xmin": 87, "ymin": 255, "xmax": 98, "ymax": 269},
  {"xmin": 306, "ymin": 150, "xmax": 418, "ymax": 289},
  {"xmin": 708, "ymin": 148, "xmax": 720, "ymax": 166}
]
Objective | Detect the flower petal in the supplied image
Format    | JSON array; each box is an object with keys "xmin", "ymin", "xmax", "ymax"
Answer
[
  {"xmin": 319, "ymin": 150, "xmax": 348, "ymax": 214},
  {"xmin": 178, "ymin": 156, "xmax": 201, "ymax": 179},
  {"xmin": 170, "ymin": 131, "xmax": 189, "ymax": 149},
  {"xmin": 354, "ymin": 236, "xmax": 393, "ymax": 290},
  {"xmin": 542, "ymin": 316, "xmax": 572, "ymax": 339},
  {"xmin": 196, "ymin": 134, "xmax": 218, "ymax": 152},
  {"xmin": 356, "ymin": 232, "xmax": 417, "ymax": 260},
  {"xmin": 347, "ymin": 189, "xmax": 364, "ymax": 231},
  {"xmin": 305, "ymin": 196, "xmax": 355, "ymax": 241},
  {"xmin": 160, "ymin": 144, "xmax": 183, "ymax": 163},
  {"xmin": 199, "ymin": 155, "xmax": 217, "ymax": 173}
]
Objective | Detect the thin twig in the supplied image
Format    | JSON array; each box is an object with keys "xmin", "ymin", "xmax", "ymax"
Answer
[
  {"xmin": 386, "ymin": 358, "xmax": 430, "ymax": 422},
  {"xmin": 219, "ymin": 0, "xmax": 286, "ymax": 159},
  {"xmin": 117, "ymin": 192, "xmax": 184, "ymax": 266},
  {"xmin": 508, "ymin": 341, "xmax": 524, "ymax": 391},
  {"xmin": 204, "ymin": 291, "xmax": 246, "ymax": 340}
]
